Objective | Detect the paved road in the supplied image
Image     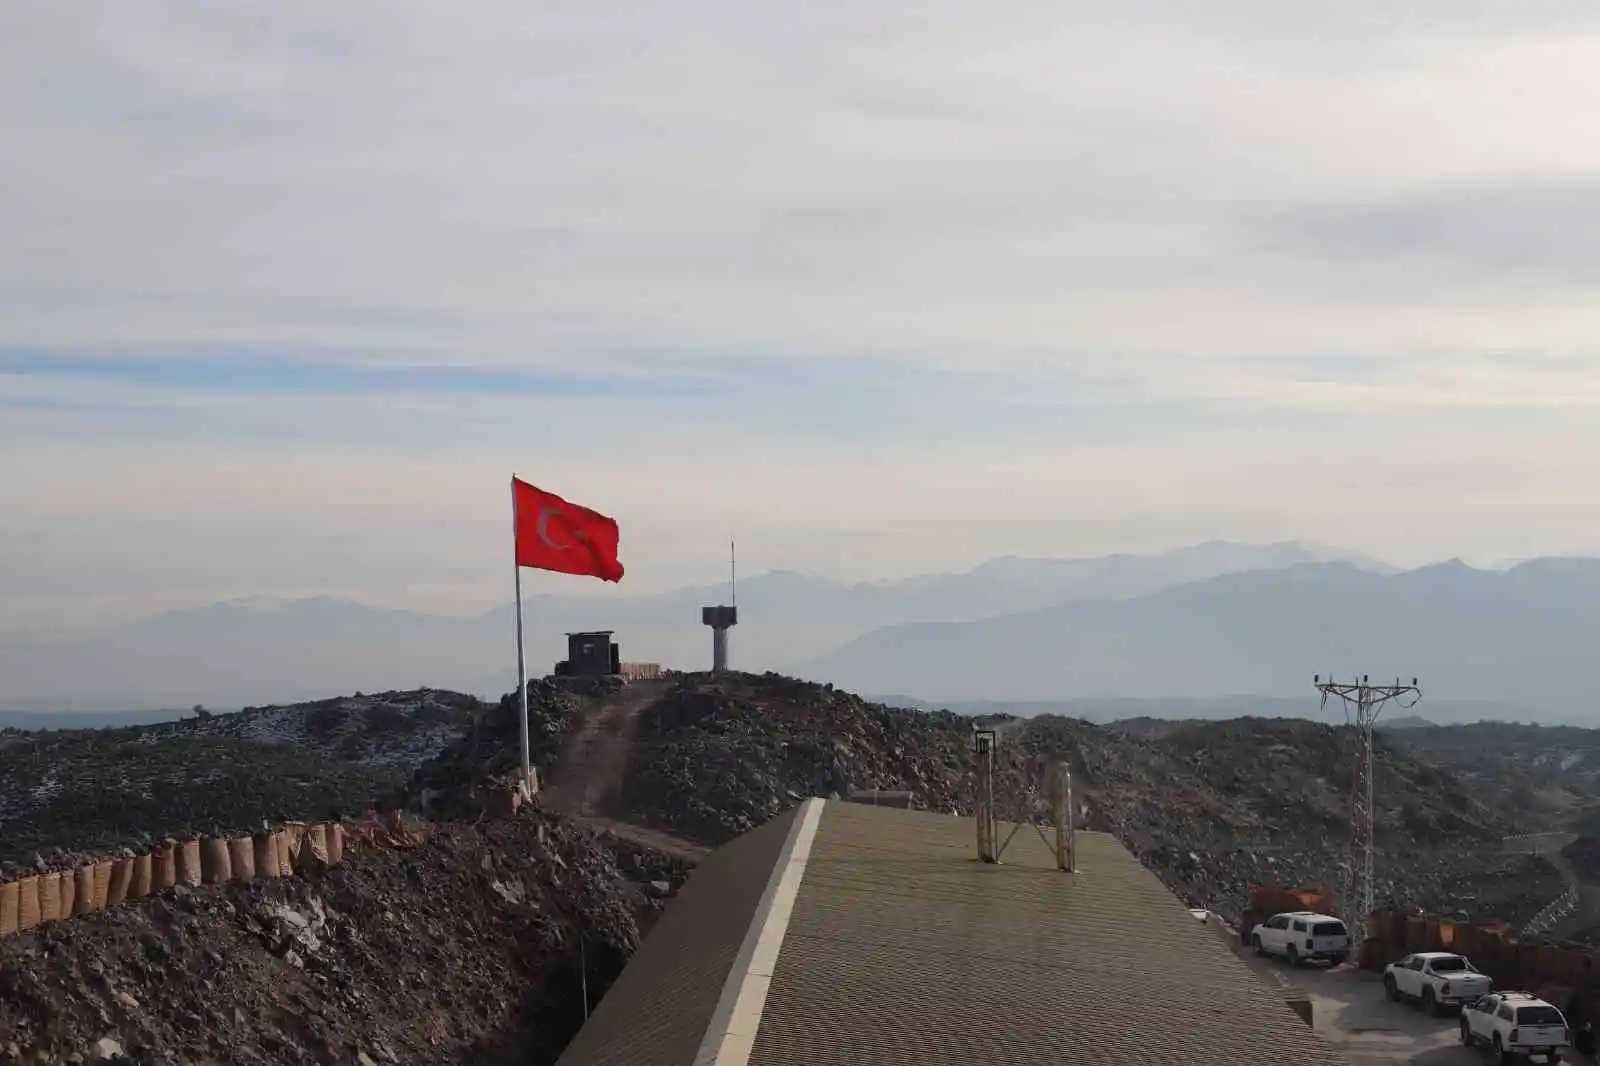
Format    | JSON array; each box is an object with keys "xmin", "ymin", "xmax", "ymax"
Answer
[{"xmin": 1237, "ymin": 950, "xmax": 1577, "ymax": 1064}]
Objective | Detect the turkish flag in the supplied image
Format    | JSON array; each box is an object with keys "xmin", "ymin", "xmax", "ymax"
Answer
[{"xmin": 512, "ymin": 477, "xmax": 625, "ymax": 582}]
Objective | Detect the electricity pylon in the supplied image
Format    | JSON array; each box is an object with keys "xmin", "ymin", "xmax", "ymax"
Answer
[{"xmin": 1315, "ymin": 674, "xmax": 1422, "ymax": 952}]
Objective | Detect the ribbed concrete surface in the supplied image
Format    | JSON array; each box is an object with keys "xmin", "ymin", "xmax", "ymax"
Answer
[
  {"xmin": 554, "ymin": 806, "xmax": 801, "ymax": 1066},
  {"xmin": 747, "ymin": 802, "xmax": 1350, "ymax": 1066}
]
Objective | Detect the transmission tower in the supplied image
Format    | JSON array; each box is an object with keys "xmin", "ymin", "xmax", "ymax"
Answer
[{"xmin": 1315, "ymin": 674, "xmax": 1421, "ymax": 952}]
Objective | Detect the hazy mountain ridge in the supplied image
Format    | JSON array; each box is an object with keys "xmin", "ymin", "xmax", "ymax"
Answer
[
  {"xmin": 0, "ymin": 541, "xmax": 1390, "ymax": 711},
  {"xmin": 806, "ymin": 557, "xmax": 1600, "ymax": 717},
  {"xmin": 6, "ymin": 544, "xmax": 1600, "ymax": 723},
  {"xmin": 0, "ymin": 708, "xmax": 194, "ymax": 730}
]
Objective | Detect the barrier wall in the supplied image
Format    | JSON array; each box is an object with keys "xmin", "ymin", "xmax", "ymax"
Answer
[
  {"xmin": 0, "ymin": 810, "xmax": 424, "ymax": 942},
  {"xmin": 1362, "ymin": 906, "xmax": 1600, "ymax": 1018},
  {"xmin": 619, "ymin": 662, "xmax": 662, "ymax": 681},
  {"xmin": 1236, "ymin": 886, "xmax": 1337, "ymax": 943}
]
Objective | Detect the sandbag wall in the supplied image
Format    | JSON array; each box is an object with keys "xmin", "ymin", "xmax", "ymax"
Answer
[{"xmin": 0, "ymin": 819, "xmax": 357, "ymax": 941}]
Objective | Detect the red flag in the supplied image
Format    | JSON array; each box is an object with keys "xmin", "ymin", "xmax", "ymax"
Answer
[{"xmin": 512, "ymin": 477, "xmax": 625, "ymax": 582}]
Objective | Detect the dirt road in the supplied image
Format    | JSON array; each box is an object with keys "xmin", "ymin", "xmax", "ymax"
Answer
[
  {"xmin": 574, "ymin": 815, "xmax": 709, "ymax": 862},
  {"xmin": 1505, "ymin": 831, "xmax": 1596, "ymax": 937},
  {"xmin": 539, "ymin": 680, "xmax": 710, "ymax": 863}
]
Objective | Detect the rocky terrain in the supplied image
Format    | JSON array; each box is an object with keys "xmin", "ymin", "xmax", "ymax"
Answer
[
  {"xmin": 623, "ymin": 673, "xmax": 1568, "ymax": 926},
  {"xmin": 1, "ymin": 668, "xmax": 1589, "ymax": 1062},
  {"xmin": 0, "ymin": 812, "xmax": 689, "ymax": 1065},
  {"xmin": 398, "ymin": 677, "xmax": 619, "ymax": 819},
  {"xmin": 0, "ymin": 682, "xmax": 633, "ymax": 878},
  {"xmin": 1023, "ymin": 715, "xmax": 1569, "ymax": 925},
  {"xmin": 624, "ymin": 673, "xmax": 980, "ymax": 844},
  {"xmin": 0, "ymin": 690, "xmax": 490, "ymax": 875},
  {"xmin": 1384, "ymin": 721, "xmax": 1600, "ymax": 827}
]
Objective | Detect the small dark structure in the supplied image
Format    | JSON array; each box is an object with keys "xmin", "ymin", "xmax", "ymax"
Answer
[{"xmin": 556, "ymin": 630, "xmax": 619, "ymax": 677}]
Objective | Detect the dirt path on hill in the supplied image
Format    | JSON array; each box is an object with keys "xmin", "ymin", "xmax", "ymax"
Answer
[{"xmin": 539, "ymin": 680, "xmax": 709, "ymax": 863}]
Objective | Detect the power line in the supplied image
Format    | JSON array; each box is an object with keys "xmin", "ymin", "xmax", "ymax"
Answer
[{"xmin": 1314, "ymin": 674, "xmax": 1422, "ymax": 953}]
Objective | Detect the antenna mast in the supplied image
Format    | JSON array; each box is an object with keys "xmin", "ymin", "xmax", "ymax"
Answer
[
  {"xmin": 730, "ymin": 531, "xmax": 737, "ymax": 609},
  {"xmin": 1314, "ymin": 674, "xmax": 1421, "ymax": 954}
]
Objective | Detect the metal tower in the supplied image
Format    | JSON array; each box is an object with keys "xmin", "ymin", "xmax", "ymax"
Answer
[{"xmin": 1315, "ymin": 674, "xmax": 1422, "ymax": 951}]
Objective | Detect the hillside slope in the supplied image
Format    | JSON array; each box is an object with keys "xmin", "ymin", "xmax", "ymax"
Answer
[
  {"xmin": 620, "ymin": 673, "xmax": 1563, "ymax": 924},
  {"xmin": 1387, "ymin": 721, "xmax": 1600, "ymax": 804},
  {"xmin": 0, "ymin": 685, "xmax": 586, "ymax": 874}
]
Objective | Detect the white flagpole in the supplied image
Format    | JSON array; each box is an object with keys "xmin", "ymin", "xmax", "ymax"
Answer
[{"xmin": 511, "ymin": 475, "xmax": 533, "ymax": 798}]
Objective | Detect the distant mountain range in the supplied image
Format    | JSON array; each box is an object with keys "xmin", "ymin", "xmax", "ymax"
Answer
[
  {"xmin": 0, "ymin": 540, "xmax": 1380, "ymax": 711},
  {"xmin": 3, "ymin": 541, "xmax": 1599, "ymax": 724},
  {"xmin": 805, "ymin": 556, "xmax": 1600, "ymax": 719},
  {"xmin": 0, "ymin": 708, "xmax": 193, "ymax": 731}
]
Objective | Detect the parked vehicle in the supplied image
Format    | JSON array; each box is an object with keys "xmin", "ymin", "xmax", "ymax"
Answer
[
  {"xmin": 1382, "ymin": 951, "xmax": 1493, "ymax": 1015},
  {"xmin": 1248, "ymin": 911, "xmax": 1350, "ymax": 967},
  {"xmin": 1459, "ymin": 991, "xmax": 1570, "ymax": 1063}
]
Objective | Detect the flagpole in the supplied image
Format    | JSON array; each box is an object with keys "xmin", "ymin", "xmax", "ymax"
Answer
[{"xmin": 511, "ymin": 476, "xmax": 533, "ymax": 799}]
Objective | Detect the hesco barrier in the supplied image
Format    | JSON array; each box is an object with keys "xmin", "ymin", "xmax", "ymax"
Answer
[
  {"xmin": 0, "ymin": 809, "xmax": 432, "ymax": 941},
  {"xmin": 619, "ymin": 662, "xmax": 662, "ymax": 680},
  {"xmin": 1361, "ymin": 906, "xmax": 1600, "ymax": 1019}
]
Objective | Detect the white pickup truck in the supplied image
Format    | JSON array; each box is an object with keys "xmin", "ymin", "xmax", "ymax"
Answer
[
  {"xmin": 1381, "ymin": 951, "xmax": 1493, "ymax": 1015},
  {"xmin": 1459, "ymin": 991, "xmax": 1570, "ymax": 1063}
]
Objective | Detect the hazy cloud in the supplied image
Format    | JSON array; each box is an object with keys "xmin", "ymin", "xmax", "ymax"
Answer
[
  {"xmin": 4, "ymin": 1, "xmax": 1600, "ymax": 629},
  {"xmin": 1247, "ymin": 179, "xmax": 1600, "ymax": 291}
]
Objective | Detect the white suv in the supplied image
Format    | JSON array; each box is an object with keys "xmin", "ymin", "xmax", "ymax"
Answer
[
  {"xmin": 1460, "ymin": 991, "xmax": 1570, "ymax": 1063},
  {"xmin": 1248, "ymin": 911, "xmax": 1351, "ymax": 967}
]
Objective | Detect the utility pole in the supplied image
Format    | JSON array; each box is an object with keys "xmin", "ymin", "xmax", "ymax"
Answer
[{"xmin": 1315, "ymin": 674, "xmax": 1422, "ymax": 953}]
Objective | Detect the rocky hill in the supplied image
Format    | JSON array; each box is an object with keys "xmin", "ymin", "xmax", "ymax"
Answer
[
  {"xmin": 0, "ymin": 812, "xmax": 689, "ymax": 1065},
  {"xmin": 0, "ymin": 682, "xmax": 632, "ymax": 878},
  {"xmin": 620, "ymin": 673, "xmax": 1565, "ymax": 925},
  {"xmin": 398, "ymin": 677, "xmax": 620, "ymax": 818},
  {"xmin": 1074, "ymin": 715, "xmax": 1566, "ymax": 925},
  {"xmin": 1385, "ymin": 721, "xmax": 1600, "ymax": 820},
  {"xmin": 0, "ymin": 668, "xmax": 1582, "ymax": 1063},
  {"xmin": 0, "ymin": 690, "xmax": 486, "ymax": 875}
]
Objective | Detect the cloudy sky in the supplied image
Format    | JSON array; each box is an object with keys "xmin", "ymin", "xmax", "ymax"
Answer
[{"xmin": 4, "ymin": 1, "xmax": 1600, "ymax": 630}]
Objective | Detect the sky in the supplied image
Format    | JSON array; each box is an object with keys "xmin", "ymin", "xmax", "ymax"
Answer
[{"xmin": 5, "ymin": 1, "xmax": 1600, "ymax": 631}]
